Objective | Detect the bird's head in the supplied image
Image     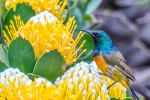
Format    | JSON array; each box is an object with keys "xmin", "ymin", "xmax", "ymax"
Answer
[{"xmin": 80, "ymin": 30, "xmax": 112, "ymax": 46}]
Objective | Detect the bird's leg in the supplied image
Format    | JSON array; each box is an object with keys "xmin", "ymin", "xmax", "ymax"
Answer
[
  {"xmin": 107, "ymin": 82, "xmax": 117, "ymax": 89},
  {"xmin": 98, "ymin": 72, "xmax": 112, "ymax": 79},
  {"xmin": 98, "ymin": 72, "xmax": 117, "ymax": 89}
]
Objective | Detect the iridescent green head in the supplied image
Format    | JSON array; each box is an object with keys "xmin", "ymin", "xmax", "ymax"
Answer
[{"xmin": 81, "ymin": 30, "xmax": 113, "ymax": 47}]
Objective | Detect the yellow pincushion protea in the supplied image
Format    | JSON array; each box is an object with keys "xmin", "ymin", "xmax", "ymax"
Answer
[
  {"xmin": 55, "ymin": 62, "xmax": 110, "ymax": 100},
  {"xmin": 5, "ymin": 0, "xmax": 67, "ymax": 18},
  {"xmin": 0, "ymin": 68, "xmax": 63, "ymax": 100},
  {"xmin": 90, "ymin": 61, "xmax": 127, "ymax": 99},
  {"xmin": 4, "ymin": 11, "xmax": 86, "ymax": 64}
]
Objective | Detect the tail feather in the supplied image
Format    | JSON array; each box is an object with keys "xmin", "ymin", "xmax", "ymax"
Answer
[{"xmin": 129, "ymin": 87, "xmax": 139, "ymax": 100}]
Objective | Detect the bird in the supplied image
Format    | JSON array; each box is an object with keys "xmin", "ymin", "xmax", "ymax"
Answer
[{"xmin": 80, "ymin": 30, "xmax": 139, "ymax": 100}]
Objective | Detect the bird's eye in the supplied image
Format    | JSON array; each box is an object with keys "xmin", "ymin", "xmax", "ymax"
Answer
[
  {"xmin": 97, "ymin": 34, "xmax": 101, "ymax": 37},
  {"xmin": 93, "ymin": 32, "xmax": 96, "ymax": 35},
  {"xmin": 97, "ymin": 35, "xmax": 100, "ymax": 37}
]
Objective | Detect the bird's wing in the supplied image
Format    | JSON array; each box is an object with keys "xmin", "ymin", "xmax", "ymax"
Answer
[{"xmin": 102, "ymin": 51, "xmax": 136, "ymax": 82}]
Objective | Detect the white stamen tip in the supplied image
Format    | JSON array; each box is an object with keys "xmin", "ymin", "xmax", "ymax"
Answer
[
  {"xmin": 82, "ymin": 90, "xmax": 87, "ymax": 96},
  {"xmin": 78, "ymin": 83, "xmax": 83, "ymax": 90},
  {"xmin": 68, "ymin": 78, "xmax": 73, "ymax": 84},
  {"xmin": 89, "ymin": 82, "xmax": 94, "ymax": 89},
  {"xmin": 68, "ymin": 84, "xmax": 73, "ymax": 89},
  {"xmin": 97, "ymin": 96, "xmax": 101, "ymax": 100},
  {"xmin": 91, "ymin": 89, "xmax": 96, "ymax": 95},
  {"xmin": 29, "ymin": 11, "xmax": 58, "ymax": 25},
  {"xmin": 79, "ymin": 70, "xmax": 84, "ymax": 76}
]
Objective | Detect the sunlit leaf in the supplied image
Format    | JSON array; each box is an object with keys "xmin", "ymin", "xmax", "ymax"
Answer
[
  {"xmin": 8, "ymin": 37, "xmax": 36, "ymax": 74},
  {"xmin": 33, "ymin": 50, "xmax": 65, "ymax": 83}
]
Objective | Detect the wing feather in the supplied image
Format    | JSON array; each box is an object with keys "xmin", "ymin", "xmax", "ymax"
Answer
[{"xmin": 102, "ymin": 51, "xmax": 136, "ymax": 82}]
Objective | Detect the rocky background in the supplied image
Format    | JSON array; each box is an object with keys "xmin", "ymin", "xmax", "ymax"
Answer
[{"xmin": 92, "ymin": 0, "xmax": 150, "ymax": 99}]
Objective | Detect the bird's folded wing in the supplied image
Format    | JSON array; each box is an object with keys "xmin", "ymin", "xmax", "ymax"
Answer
[{"xmin": 102, "ymin": 51, "xmax": 136, "ymax": 82}]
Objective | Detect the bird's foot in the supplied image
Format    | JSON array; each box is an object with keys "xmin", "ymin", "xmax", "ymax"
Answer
[
  {"xmin": 98, "ymin": 72, "xmax": 112, "ymax": 79},
  {"xmin": 98, "ymin": 72, "xmax": 117, "ymax": 89},
  {"xmin": 107, "ymin": 82, "xmax": 117, "ymax": 89}
]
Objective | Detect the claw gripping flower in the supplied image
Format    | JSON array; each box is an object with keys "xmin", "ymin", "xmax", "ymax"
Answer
[
  {"xmin": 4, "ymin": 11, "xmax": 86, "ymax": 64},
  {"xmin": 5, "ymin": 0, "xmax": 67, "ymax": 18}
]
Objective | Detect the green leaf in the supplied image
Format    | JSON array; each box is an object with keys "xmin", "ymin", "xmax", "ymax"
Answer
[
  {"xmin": 64, "ymin": 0, "xmax": 77, "ymax": 23},
  {"xmin": 77, "ymin": 0, "xmax": 90, "ymax": 16},
  {"xmin": 126, "ymin": 90, "xmax": 144, "ymax": 100},
  {"xmin": 27, "ymin": 73, "xmax": 40, "ymax": 81},
  {"xmin": 33, "ymin": 50, "xmax": 65, "ymax": 83},
  {"xmin": 0, "ymin": 0, "xmax": 7, "ymax": 18},
  {"xmin": 126, "ymin": 90, "xmax": 131, "ymax": 97},
  {"xmin": 8, "ymin": 37, "xmax": 36, "ymax": 74},
  {"xmin": 65, "ymin": 0, "xmax": 84, "ymax": 28},
  {"xmin": 124, "ymin": 97, "xmax": 132, "ymax": 100},
  {"xmin": 0, "ymin": 44, "xmax": 9, "ymax": 66},
  {"xmin": 110, "ymin": 98, "xmax": 119, "ymax": 100},
  {"xmin": 111, "ymin": 97, "xmax": 132, "ymax": 100},
  {"xmin": 68, "ymin": 0, "xmax": 77, "ymax": 8},
  {"xmin": 0, "ymin": 61, "xmax": 8, "ymax": 72},
  {"xmin": 61, "ymin": 9, "xmax": 68, "ymax": 22},
  {"xmin": 3, "ymin": 3, "xmax": 35, "ymax": 40},
  {"xmin": 86, "ymin": 0, "xmax": 102, "ymax": 14},
  {"xmin": 74, "ymin": 7, "xmax": 84, "ymax": 29},
  {"xmin": 78, "ymin": 34, "xmax": 94, "ymax": 62},
  {"xmin": 84, "ymin": 14, "xmax": 93, "ymax": 21},
  {"xmin": 0, "ymin": 18, "xmax": 3, "ymax": 43}
]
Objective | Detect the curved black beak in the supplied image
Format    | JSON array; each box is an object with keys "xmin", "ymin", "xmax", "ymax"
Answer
[{"xmin": 78, "ymin": 30, "xmax": 95, "ymax": 38}]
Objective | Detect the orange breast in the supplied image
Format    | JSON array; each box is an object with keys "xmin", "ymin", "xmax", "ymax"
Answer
[{"xmin": 94, "ymin": 54, "xmax": 109, "ymax": 75}]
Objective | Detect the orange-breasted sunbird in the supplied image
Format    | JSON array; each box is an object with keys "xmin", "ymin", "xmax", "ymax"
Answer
[{"xmin": 81, "ymin": 30, "xmax": 139, "ymax": 100}]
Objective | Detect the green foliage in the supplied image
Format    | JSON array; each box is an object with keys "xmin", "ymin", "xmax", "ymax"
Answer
[
  {"xmin": 78, "ymin": 34, "xmax": 94, "ymax": 62},
  {"xmin": 0, "ymin": 19, "xmax": 2, "ymax": 43},
  {"xmin": 73, "ymin": 7, "xmax": 83, "ymax": 29},
  {"xmin": 0, "ymin": 44, "xmax": 9, "ymax": 66},
  {"xmin": 85, "ymin": 0, "xmax": 102, "ymax": 14},
  {"xmin": 0, "ymin": 0, "xmax": 5, "ymax": 43},
  {"xmin": 0, "ymin": 37, "xmax": 65, "ymax": 83},
  {"xmin": 124, "ymin": 97, "xmax": 132, "ymax": 100},
  {"xmin": 111, "ymin": 97, "xmax": 132, "ymax": 100},
  {"xmin": 126, "ymin": 90, "xmax": 131, "ymax": 97},
  {"xmin": 3, "ymin": 3, "xmax": 35, "ymax": 41},
  {"xmin": 0, "ymin": 61, "xmax": 8, "ymax": 72},
  {"xmin": 8, "ymin": 37, "xmax": 36, "ymax": 74},
  {"xmin": 27, "ymin": 73, "xmax": 40, "ymax": 81},
  {"xmin": 0, "ymin": 0, "xmax": 7, "ymax": 18},
  {"xmin": 65, "ymin": 0, "xmax": 102, "ymax": 29},
  {"xmin": 33, "ymin": 50, "xmax": 65, "ymax": 83}
]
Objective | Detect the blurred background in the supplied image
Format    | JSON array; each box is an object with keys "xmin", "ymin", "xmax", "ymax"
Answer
[{"xmin": 67, "ymin": 0, "xmax": 150, "ymax": 99}]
